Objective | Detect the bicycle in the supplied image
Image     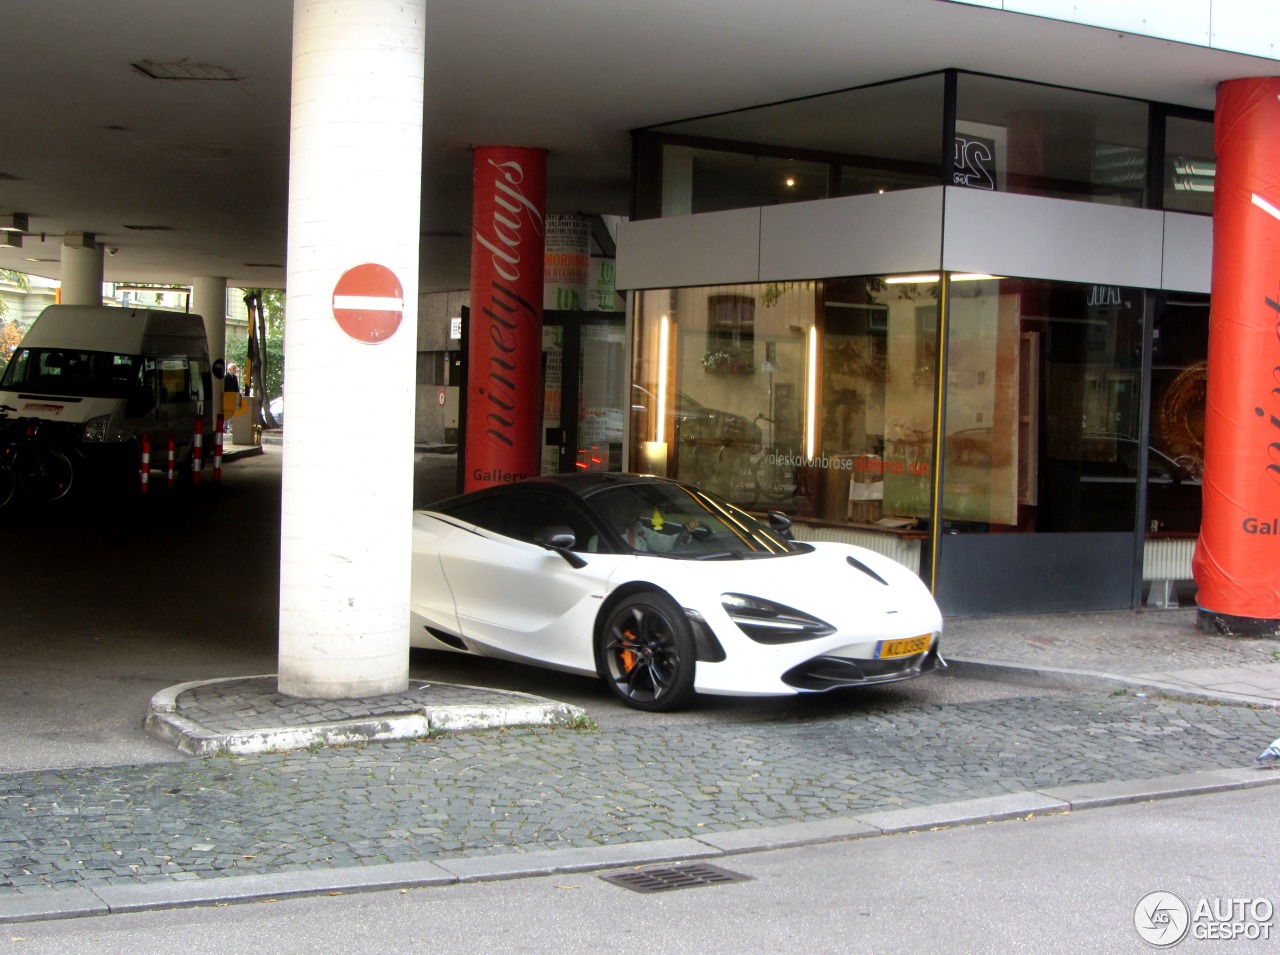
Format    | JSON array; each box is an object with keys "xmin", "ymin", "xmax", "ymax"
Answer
[{"xmin": 0, "ymin": 404, "xmax": 78, "ymax": 508}]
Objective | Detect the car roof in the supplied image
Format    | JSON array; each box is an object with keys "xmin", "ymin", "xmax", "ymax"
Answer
[{"xmin": 424, "ymin": 472, "xmax": 684, "ymax": 511}]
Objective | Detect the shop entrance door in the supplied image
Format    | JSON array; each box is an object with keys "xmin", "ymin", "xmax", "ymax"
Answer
[{"xmin": 541, "ymin": 310, "xmax": 626, "ymax": 475}]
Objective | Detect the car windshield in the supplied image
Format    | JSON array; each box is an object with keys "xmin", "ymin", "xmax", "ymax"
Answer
[
  {"xmin": 590, "ymin": 482, "xmax": 797, "ymax": 558},
  {"xmin": 1, "ymin": 347, "xmax": 142, "ymax": 399}
]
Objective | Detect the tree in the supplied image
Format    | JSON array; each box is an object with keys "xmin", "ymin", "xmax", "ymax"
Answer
[
  {"xmin": 227, "ymin": 289, "xmax": 285, "ymax": 424},
  {"xmin": 0, "ymin": 270, "xmax": 32, "ymax": 362},
  {"xmin": 1, "ymin": 318, "xmax": 23, "ymax": 361}
]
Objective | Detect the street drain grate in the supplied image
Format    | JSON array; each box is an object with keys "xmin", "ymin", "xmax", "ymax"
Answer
[{"xmin": 600, "ymin": 862, "xmax": 753, "ymax": 894}]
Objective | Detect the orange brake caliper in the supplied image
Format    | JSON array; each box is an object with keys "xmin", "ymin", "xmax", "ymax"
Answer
[{"xmin": 620, "ymin": 627, "xmax": 638, "ymax": 672}]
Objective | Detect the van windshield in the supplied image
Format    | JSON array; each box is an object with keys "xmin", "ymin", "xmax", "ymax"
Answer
[{"xmin": 1, "ymin": 348, "xmax": 142, "ymax": 399}]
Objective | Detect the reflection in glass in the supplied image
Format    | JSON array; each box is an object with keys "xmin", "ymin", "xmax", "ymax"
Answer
[
  {"xmin": 1164, "ymin": 115, "xmax": 1215, "ymax": 215},
  {"xmin": 630, "ymin": 277, "xmax": 938, "ymax": 536},
  {"xmin": 955, "ymin": 74, "xmax": 1148, "ymax": 207}
]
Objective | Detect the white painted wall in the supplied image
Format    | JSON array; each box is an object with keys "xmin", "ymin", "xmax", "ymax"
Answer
[
  {"xmin": 943, "ymin": 0, "xmax": 1280, "ymax": 59},
  {"xmin": 617, "ymin": 186, "xmax": 1211, "ymax": 293}
]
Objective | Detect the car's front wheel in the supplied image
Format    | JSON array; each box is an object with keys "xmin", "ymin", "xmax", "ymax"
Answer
[{"xmin": 596, "ymin": 592, "xmax": 696, "ymax": 712}]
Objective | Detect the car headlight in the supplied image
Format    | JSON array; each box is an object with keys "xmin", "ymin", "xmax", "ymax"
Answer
[
  {"xmin": 721, "ymin": 593, "xmax": 836, "ymax": 644},
  {"xmin": 82, "ymin": 415, "xmax": 110, "ymax": 443}
]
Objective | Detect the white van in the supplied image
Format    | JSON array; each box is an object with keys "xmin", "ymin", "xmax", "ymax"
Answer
[{"xmin": 0, "ymin": 305, "xmax": 215, "ymax": 482}]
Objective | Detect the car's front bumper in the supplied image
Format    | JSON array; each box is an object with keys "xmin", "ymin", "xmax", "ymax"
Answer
[{"xmin": 780, "ymin": 642, "xmax": 946, "ymax": 692}]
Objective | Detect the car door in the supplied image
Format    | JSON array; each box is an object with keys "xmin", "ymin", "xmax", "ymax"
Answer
[{"xmin": 437, "ymin": 491, "xmax": 608, "ymax": 670}]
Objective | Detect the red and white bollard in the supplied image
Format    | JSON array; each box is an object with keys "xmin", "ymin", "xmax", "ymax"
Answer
[
  {"xmin": 192, "ymin": 415, "xmax": 203, "ymax": 485},
  {"xmin": 166, "ymin": 435, "xmax": 176, "ymax": 490},
  {"xmin": 140, "ymin": 433, "xmax": 150, "ymax": 494},
  {"xmin": 213, "ymin": 414, "xmax": 224, "ymax": 482}
]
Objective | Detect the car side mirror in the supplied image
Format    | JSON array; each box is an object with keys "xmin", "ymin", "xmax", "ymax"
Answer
[
  {"xmin": 533, "ymin": 525, "xmax": 587, "ymax": 569},
  {"xmin": 767, "ymin": 511, "xmax": 794, "ymax": 540}
]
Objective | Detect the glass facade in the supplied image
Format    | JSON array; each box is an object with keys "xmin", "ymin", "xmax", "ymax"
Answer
[
  {"xmin": 630, "ymin": 277, "xmax": 1201, "ymax": 540},
  {"xmin": 1163, "ymin": 115, "xmax": 1215, "ymax": 215},
  {"xmin": 627, "ymin": 70, "xmax": 1215, "ymax": 610},
  {"xmin": 636, "ymin": 70, "xmax": 1208, "ymax": 219},
  {"xmin": 631, "ymin": 277, "xmax": 938, "ymax": 529},
  {"xmin": 954, "ymin": 74, "xmax": 1149, "ymax": 206},
  {"xmin": 649, "ymin": 74, "xmax": 946, "ymax": 217}
]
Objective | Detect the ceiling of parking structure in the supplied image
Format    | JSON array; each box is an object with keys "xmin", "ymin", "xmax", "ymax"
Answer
[{"xmin": 0, "ymin": 0, "xmax": 1270, "ymax": 293}]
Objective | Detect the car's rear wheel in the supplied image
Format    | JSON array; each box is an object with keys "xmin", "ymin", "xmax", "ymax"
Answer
[{"xmin": 596, "ymin": 592, "xmax": 696, "ymax": 712}]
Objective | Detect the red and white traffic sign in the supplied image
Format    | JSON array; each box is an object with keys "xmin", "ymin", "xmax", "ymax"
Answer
[{"xmin": 332, "ymin": 263, "xmax": 404, "ymax": 344}]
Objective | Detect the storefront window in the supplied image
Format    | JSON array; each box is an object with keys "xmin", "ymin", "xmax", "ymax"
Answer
[
  {"xmin": 955, "ymin": 74, "xmax": 1148, "ymax": 207},
  {"xmin": 632, "ymin": 282, "xmax": 812, "ymax": 504},
  {"xmin": 630, "ymin": 276, "xmax": 938, "ymax": 531},
  {"xmin": 818, "ymin": 277, "xmax": 938, "ymax": 529},
  {"xmin": 941, "ymin": 278, "xmax": 1148, "ymax": 533},
  {"xmin": 1146, "ymin": 295, "xmax": 1207, "ymax": 532}
]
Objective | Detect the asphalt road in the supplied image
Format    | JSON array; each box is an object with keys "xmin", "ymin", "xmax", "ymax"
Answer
[{"xmin": 7, "ymin": 784, "xmax": 1277, "ymax": 954}]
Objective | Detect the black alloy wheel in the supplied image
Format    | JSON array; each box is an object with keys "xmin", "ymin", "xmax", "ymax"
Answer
[{"xmin": 596, "ymin": 592, "xmax": 696, "ymax": 712}]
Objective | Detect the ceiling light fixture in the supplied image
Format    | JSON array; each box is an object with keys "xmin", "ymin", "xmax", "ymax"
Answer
[{"xmin": 0, "ymin": 212, "xmax": 28, "ymax": 233}]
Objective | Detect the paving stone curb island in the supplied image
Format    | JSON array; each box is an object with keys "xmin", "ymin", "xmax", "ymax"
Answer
[{"xmin": 144, "ymin": 676, "xmax": 587, "ymax": 757}]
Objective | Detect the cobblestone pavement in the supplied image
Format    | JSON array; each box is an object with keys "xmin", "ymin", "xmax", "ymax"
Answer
[{"xmin": 3, "ymin": 688, "xmax": 1277, "ymax": 898}]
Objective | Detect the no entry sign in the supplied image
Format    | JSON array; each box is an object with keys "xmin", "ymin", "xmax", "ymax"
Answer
[{"xmin": 332, "ymin": 263, "xmax": 404, "ymax": 344}]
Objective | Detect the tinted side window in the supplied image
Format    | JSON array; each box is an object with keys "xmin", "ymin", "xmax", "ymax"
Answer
[
  {"xmin": 436, "ymin": 497, "xmax": 502, "ymax": 530},
  {"xmin": 497, "ymin": 493, "xmax": 594, "ymax": 550}
]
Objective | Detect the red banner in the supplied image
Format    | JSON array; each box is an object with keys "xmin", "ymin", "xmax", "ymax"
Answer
[
  {"xmin": 1192, "ymin": 78, "xmax": 1280, "ymax": 628},
  {"xmin": 466, "ymin": 147, "xmax": 546, "ymax": 491}
]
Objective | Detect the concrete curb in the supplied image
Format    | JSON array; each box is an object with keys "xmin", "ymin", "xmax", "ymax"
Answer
[
  {"xmin": 946, "ymin": 657, "xmax": 1280, "ymax": 709},
  {"xmin": 4, "ymin": 768, "xmax": 1278, "ymax": 924},
  {"xmin": 143, "ymin": 676, "xmax": 588, "ymax": 757}
]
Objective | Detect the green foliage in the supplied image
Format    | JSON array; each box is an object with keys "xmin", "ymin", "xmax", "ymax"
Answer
[
  {"xmin": 225, "ymin": 330, "xmax": 284, "ymax": 402},
  {"xmin": 230, "ymin": 288, "xmax": 286, "ymax": 401}
]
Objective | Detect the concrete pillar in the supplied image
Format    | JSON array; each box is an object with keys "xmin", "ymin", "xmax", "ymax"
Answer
[
  {"xmin": 277, "ymin": 0, "xmax": 425, "ymax": 698},
  {"xmin": 60, "ymin": 234, "xmax": 103, "ymax": 305},
  {"xmin": 192, "ymin": 276, "xmax": 229, "ymax": 413}
]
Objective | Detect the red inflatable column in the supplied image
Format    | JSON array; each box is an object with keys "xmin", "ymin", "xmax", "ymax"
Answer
[
  {"xmin": 1192, "ymin": 77, "xmax": 1280, "ymax": 635},
  {"xmin": 466, "ymin": 146, "xmax": 547, "ymax": 491}
]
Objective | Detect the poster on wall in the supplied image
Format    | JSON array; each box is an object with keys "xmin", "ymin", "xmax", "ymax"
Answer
[{"xmin": 544, "ymin": 214, "xmax": 591, "ymax": 311}]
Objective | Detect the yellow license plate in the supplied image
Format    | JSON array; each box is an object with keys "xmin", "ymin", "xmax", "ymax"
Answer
[{"xmin": 877, "ymin": 634, "xmax": 931, "ymax": 659}]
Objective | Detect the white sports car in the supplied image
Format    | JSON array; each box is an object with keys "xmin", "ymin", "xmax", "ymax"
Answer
[{"xmin": 410, "ymin": 473, "xmax": 944, "ymax": 711}]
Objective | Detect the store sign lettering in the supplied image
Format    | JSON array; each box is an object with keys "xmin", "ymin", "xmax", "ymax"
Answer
[
  {"xmin": 1262, "ymin": 289, "xmax": 1280, "ymax": 487},
  {"xmin": 764, "ymin": 451, "xmax": 929, "ymax": 477},
  {"xmin": 1088, "ymin": 286, "xmax": 1122, "ymax": 307}
]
